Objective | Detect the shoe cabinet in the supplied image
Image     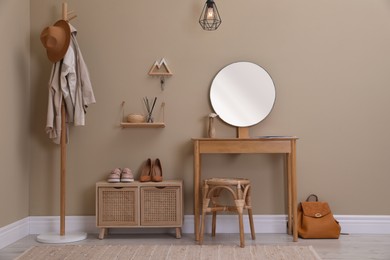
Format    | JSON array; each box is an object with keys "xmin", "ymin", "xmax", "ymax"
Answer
[{"xmin": 96, "ymin": 180, "xmax": 183, "ymax": 239}]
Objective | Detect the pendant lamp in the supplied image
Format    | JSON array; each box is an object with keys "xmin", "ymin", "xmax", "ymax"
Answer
[{"xmin": 199, "ymin": 0, "xmax": 221, "ymax": 31}]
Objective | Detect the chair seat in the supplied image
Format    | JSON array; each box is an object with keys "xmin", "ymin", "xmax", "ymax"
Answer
[{"xmin": 204, "ymin": 177, "xmax": 251, "ymax": 186}]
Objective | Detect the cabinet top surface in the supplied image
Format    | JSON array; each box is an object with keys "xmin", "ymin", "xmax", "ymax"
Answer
[
  {"xmin": 192, "ymin": 136, "xmax": 298, "ymax": 141},
  {"xmin": 96, "ymin": 180, "xmax": 183, "ymax": 187}
]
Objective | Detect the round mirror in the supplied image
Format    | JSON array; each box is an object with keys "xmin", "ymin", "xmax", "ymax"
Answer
[{"xmin": 210, "ymin": 62, "xmax": 276, "ymax": 127}]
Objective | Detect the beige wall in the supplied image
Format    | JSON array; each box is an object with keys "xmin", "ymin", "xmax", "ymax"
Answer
[
  {"xmin": 0, "ymin": 0, "xmax": 30, "ymax": 227},
  {"xmin": 2, "ymin": 0, "xmax": 386, "ymax": 225}
]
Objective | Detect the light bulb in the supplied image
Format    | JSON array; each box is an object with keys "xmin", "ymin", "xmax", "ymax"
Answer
[{"xmin": 207, "ymin": 7, "xmax": 214, "ymax": 19}]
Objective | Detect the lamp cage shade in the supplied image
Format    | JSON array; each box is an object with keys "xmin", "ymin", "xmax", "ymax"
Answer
[{"xmin": 199, "ymin": 0, "xmax": 222, "ymax": 31}]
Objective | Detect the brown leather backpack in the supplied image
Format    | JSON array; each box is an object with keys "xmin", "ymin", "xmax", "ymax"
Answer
[{"xmin": 297, "ymin": 194, "xmax": 341, "ymax": 239}]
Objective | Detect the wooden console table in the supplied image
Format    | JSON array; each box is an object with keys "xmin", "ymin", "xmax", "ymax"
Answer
[{"xmin": 192, "ymin": 137, "xmax": 298, "ymax": 242}]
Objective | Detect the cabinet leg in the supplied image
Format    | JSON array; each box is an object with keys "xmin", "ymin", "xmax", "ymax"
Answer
[
  {"xmin": 98, "ymin": 228, "xmax": 106, "ymax": 240},
  {"xmin": 175, "ymin": 227, "xmax": 182, "ymax": 239}
]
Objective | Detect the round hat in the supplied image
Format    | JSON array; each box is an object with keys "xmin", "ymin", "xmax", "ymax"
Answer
[{"xmin": 40, "ymin": 20, "xmax": 71, "ymax": 63}]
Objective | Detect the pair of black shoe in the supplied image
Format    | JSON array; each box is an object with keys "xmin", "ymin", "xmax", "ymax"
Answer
[{"xmin": 139, "ymin": 158, "xmax": 162, "ymax": 182}]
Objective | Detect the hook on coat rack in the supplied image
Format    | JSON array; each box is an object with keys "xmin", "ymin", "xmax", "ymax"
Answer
[
  {"xmin": 62, "ymin": 2, "xmax": 77, "ymax": 21},
  {"xmin": 67, "ymin": 10, "xmax": 77, "ymax": 21}
]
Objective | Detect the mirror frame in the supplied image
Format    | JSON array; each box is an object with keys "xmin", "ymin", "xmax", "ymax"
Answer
[{"xmin": 210, "ymin": 61, "xmax": 276, "ymax": 127}]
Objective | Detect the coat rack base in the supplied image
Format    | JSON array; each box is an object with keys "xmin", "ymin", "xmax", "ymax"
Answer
[{"xmin": 36, "ymin": 232, "xmax": 87, "ymax": 244}]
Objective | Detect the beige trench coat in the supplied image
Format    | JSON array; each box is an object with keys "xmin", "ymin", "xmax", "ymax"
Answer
[{"xmin": 46, "ymin": 23, "xmax": 96, "ymax": 144}]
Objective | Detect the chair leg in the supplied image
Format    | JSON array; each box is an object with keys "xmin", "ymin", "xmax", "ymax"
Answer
[
  {"xmin": 245, "ymin": 184, "xmax": 255, "ymax": 240},
  {"xmin": 248, "ymin": 208, "xmax": 256, "ymax": 240},
  {"xmin": 212, "ymin": 211, "xmax": 217, "ymax": 237},
  {"xmin": 210, "ymin": 188, "xmax": 218, "ymax": 237},
  {"xmin": 238, "ymin": 211, "xmax": 245, "ymax": 248},
  {"xmin": 199, "ymin": 182, "xmax": 210, "ymax": 245},
  {"xmin": 235, "ymin": 199, "xmax": 245, "ymax": 248},
  {"xmin": 199, "ymin": 212, "xmax": 205, "ymax": 244},
  {"xmin": 199, "ymin": 198, "xmax": 209, "ymax": 245}
]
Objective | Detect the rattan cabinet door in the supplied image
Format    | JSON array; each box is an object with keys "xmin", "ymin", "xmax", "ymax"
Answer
[
  {"xmin": 97, "ymin": 187, "xmax": 138, "ymax": 227},
  {"xmin": 140, "ymin": 186, "xmax": 182, "ymax": 226}
]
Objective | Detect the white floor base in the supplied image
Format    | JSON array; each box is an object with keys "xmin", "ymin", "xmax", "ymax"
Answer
[{"xmin": 36, "ymin": 232, "xmax": 87, "ymax": 244}]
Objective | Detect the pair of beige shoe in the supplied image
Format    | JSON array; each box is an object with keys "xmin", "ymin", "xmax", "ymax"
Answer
[
  {"xmin": 140, "ymin": 158, "xmax": 163, "ymax": 182},
  {"xmin": 107, "ymin": 168, "xmax": 134, "ymax": 183}
]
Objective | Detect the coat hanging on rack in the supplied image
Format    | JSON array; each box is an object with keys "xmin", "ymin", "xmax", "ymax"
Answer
[{"xmin": 44, "ymin": 21, "xmax": 96, "ymax": 144}]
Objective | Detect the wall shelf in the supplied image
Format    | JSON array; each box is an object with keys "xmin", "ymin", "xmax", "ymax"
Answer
[{"xmin": 120, "ymin": 122, "xmax": 165, "ymax": 128}]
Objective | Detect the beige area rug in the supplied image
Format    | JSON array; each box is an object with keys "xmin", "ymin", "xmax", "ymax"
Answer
[{"xmin": 16, "ymin": 244, "xmax": 321, "ymax": 260}]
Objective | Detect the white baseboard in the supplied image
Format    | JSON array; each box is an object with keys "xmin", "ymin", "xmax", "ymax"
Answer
[
  {"xmin": 335, "ymin": 215, "xmax": 390, "ymax": 234},
  {"xmin": 0, "ymin": 218, "xmax": 29, "ymax": 250},
  {"xmin": 1, "ymin": 215, "xmax": 390, "ymax": 249},
  {"xmin": 27, "ymin": 215, "xmax": 288, "ymax": 235},
  {"xmin": 28, "ymin": 216, "xmax": 97, "ymax": 235}
]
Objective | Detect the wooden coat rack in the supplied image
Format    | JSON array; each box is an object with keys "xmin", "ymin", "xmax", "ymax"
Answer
[{"xmin": 37, "ymin": 2, "xmax": 86, "ymax": 243}]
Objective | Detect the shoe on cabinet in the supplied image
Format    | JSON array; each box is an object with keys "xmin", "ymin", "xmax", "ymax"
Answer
[
  {"xmin": 121, "ymin": 168, "xmax": 134, "ymax": 182},
  {"xmin": 140, "ymin": 158, "xmax": 152, "ymax": 182},
  {"xmin": 152, "ymin": 158, "xmax": 163, "ymax": 182},
  {"xmin": 107, "ymin": 168, "xmax": 121, "ymax": 183}
]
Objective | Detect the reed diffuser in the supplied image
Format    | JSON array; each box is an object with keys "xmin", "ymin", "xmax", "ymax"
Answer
[{"xmin": 144, "ymin": 97, "xmax": 157, "ymax": 123}]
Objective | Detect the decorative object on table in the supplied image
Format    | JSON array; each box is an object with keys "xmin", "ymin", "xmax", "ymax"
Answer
[
  {"xmin": 297, "ymin": 194, "xmax": 341, "ymax": 239},
  {"xmin": 148, "ymin": 58, "xmax": 173, "ymax": 90},
  {"xmin": 207, "ymin": 113, "xmax": 218, "ymax": 138},
  {"xmin": 143, "ymin": 96, "xmax": 157, "ymax": 123},
  {"xmin": 127, "ymin": 114, "xmax": 146, "ymax": 123},
  {"xmin": 199, "ymin": 0, "xmax": 222, "ymax": 31}
]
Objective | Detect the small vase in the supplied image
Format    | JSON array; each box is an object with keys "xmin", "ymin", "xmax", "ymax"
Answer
[{"xmin": 208, "ymin": 117, "xmax": 216, "ymax": 138}]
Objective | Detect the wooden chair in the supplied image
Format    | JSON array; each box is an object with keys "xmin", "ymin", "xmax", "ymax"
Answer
[{"xmin": 199, "ymin": 177, "xmax": 256, "ymax": 248}]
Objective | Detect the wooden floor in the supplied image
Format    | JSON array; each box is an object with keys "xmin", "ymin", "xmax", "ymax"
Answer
[{"xmin": 1, "ymin": 233, "xmax": 390, "ymax": 259}]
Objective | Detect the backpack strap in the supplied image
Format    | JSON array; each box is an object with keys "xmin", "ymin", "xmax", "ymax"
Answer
[{"xmin": 306, "ymin": 194, "xmax": 319, "ymax": 202}]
